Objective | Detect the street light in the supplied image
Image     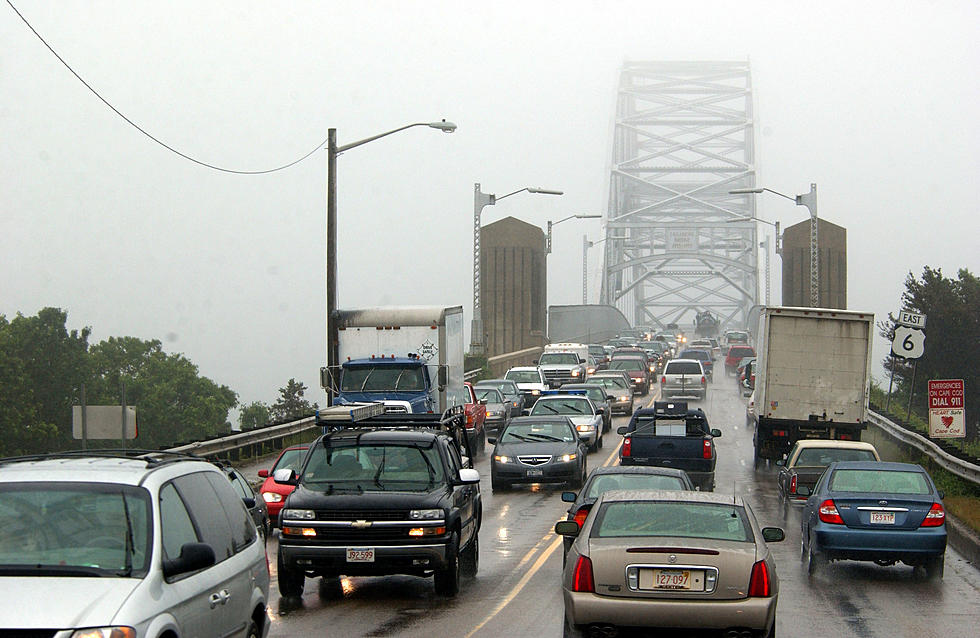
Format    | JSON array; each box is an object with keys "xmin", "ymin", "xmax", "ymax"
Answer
[
  {"xmin": 582, "ymin": 235, "xmax": 608, "ymax": 304},
  {"xmin": 470, "ymin": 184, "xmax": 562, "ymax": 354},
  {"xmin": 325, "ymin": 120, "xmax": 456, "ymax": 403},
  {"xmin": 546, "ymin": 214, "xmax": 602, "ymax": 254},
  {"xmin": 729, "ymin": 183, "xmax": 818, "ymax": 307}
]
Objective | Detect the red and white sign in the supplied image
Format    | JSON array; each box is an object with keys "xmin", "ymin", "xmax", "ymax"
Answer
[{"xmin": 928, "ymin": 379, "xmax": 965, "ymax": 438}]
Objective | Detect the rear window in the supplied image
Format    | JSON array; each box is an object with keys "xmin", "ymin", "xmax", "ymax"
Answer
[
  {"xmin": 585, "ymin": 474, "xmax": 688, "ymax": 498},
  {"xmin": 796, "ymin": 448, "xmax": 877, "ymax": 466},
  {"xmin": 593, "ymin": 501, "xmax": 752, "ymax": 542},
  {"xmin": 729, "ymin": 346, "xmax": 755, "ymax": 358},
  {"xmin": 665, "ymin": 361, "xmax": 702, "ymax": 375},
  {"xmin": 829, "ymin": 469, "xmax": 930, "ymax": 495}
]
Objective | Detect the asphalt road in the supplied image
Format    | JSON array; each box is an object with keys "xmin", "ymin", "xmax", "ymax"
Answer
[{"xmin": 241, "ymin": 377, "xmax": 980, "ymax": 637}]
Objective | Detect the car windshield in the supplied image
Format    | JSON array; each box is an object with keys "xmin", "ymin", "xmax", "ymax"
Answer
[
  {"xmin": 478, "ymin": 381, "xmax": 516, "ymax": 396},
  {"xmin": 506, "ymin": 370, "xmax": 542, "ymax": 384},
  {"xmin": 530, "ymin": 398, "xmax": 591, "ymax": 416},
  {"xmin": 592, "ymin": 377, "xmax": 628, "ymax": 390},
  {"xmin": 475, "ymin": 388, "xmax": 503, "ymax": 403},
  {"xmin": 539, "ymin": 353, "xmax": 580, "ymax": 365},
  {"xmin": 609, "ymin": 360, "xmax": 643, "ymax": 371},
  {"xmin": 594, "ymin": 501, "xmax": 751, "ymax": 542},
  {"xmin": 273, "ymin": 448, "xmax": 308, "ymax": 473},
  {"xmin": 303, "ymin": 443, "xmax": 445, "ymax": 490},
  {"xmin": 665, "ymin": 361, "xmax": 702, "ymax": 375},
  {"xmin": 565, "ymin": 387, "xmax": 605, "ymax": 402},
  {"xmin": 0, "ymin": 483, "xmax": 151, "ymax": 577},
  {"xmin": 585, "ymin": 474, "xmax": 688, "ymax": 498},
  {"xmin": 829, "ymin": 469, "xmax": 930, "ymax": 494},
  {"xmin": 501, "ymin": 421, "xmax": 575, "ymax": 443},
  {"xmin": 796, "ymin": 448, "xmax": 877, "ymax": 466},
  {"xmin": 341, "ymin": 364, "xmax": 425, "ymax": 392}
]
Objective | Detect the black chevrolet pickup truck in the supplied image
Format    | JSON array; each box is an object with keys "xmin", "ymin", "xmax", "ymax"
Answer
[
  {"xmin": 617, "ymin": 401, "xmax": 722, "ymax": 491},
  {"xmin": 274, "ymin": 404, "xmax": 481, "ymax": 597}
]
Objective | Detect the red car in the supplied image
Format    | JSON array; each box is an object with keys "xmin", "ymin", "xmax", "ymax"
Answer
[
  {"xmin": 725, "ymin": 345, "xmax": 756, "ymax": 376},
  {"xmin": 463, "ymin": 381, "xmax": 488, "ymax": 457},
  {"xmin": 258, "ymin": 444, "xmax": 309, "ymax": 526}
]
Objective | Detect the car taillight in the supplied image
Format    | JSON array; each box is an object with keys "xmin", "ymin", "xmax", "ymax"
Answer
[
  {"xmin": 622, "ymin": 436, "xmax": 632, "ymax": 457},
  {"xmin": 573, "ymin": 505, "xmax": 592, "ymax": 527},
  {"xmin": 920, "ymin": 503, "xmax": 945, "ymax": 527},
  {"xmin": 838, "ymin": 433, "xmax": 853, "ymax": 440},
  {"xmin": 818, "ymin": 499, "xmax": 844, "ymax": 524},
  {"xmin": 700, "ymin": 376, "xmax": 706, "ymax": 384},
  {"xmin": 571, "ymin": 555, "xmax": 595, "ymax": 592},
  {"xmin": 702, "ymin": 438, "xmax": 712, "ymax": 459},
  {"xmin": 661, "ymin": 376, "xmax": 666, "ymax": 384},
  {"xmin": 747, "ymin": 560, "xmax": 772, "ymax": 597},
  {"xmin": 789, "ymin": 474, "xmax": 797, "ymax": 494}
]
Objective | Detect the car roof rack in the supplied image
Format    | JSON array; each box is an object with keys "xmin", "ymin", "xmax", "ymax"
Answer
[{"xmin": 0, "ymin": 448, "xmax": 211, "ymax": 469}]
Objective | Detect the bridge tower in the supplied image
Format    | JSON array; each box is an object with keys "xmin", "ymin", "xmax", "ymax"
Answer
[{"xmin": 600, "ymin": 61, "xmax": 759, "ymax": 331}]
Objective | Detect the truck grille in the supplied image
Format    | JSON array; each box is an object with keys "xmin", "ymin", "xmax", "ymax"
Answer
[
  {"xmin": 316, "ymin": 510, "xmax": 410, "ymax": 521},
  {"xmin": 312, "ymin": 527, "xmax": 416, "ymax": 542},
  {"xmin": 518, "ymin": 455, "xmax": 552, "ymax": 466}
]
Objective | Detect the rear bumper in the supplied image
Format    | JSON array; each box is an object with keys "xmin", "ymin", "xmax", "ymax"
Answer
[
  {"xmin": 564, "ymin": 590, "xmax": 776, "ymax": 631},
  {"xmin": 814, "ymin": 524, "xmax": 947, "ymax": 561}
]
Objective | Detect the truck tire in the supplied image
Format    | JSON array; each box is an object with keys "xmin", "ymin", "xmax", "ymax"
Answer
[
  {"xmin": 460, "ymin": 533, "xmax": 479, "ymax": 578},
  {"xmin": 434, "ymin": 532, "xmax": 461, "ymax": 596},
  {"xmin": 277, "ymin": 552, "xmax": 305, "ymax": 598}
]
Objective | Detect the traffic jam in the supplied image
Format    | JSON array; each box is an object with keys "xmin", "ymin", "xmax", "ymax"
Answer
[{"xmin": 248, "ymin": 310, "xmax": 977, "ymax": 638}]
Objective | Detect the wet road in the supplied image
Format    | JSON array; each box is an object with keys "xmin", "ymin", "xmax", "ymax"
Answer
[{"xmin": 248, "ymin": 378, "xmax": 980, "ymax": 637}]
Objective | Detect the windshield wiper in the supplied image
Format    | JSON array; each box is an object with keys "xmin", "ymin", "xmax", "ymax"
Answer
[
  {"xmin": 525, "ymin": 433, "xmax": 563, "ymax": 442},
  {"xmin": 504, "ymin": 433, "xmax": 533, "ymax": 442},
  {"xmin": 0, "ymin": 564, "xmax": 106, "ymax": 577},
  {"xmin": 374, "ymin": 448, "xmax": 387, "ymax": 488}
]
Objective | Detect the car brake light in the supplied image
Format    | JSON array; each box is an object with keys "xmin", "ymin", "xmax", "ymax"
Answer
[
  {"xmin": 702, "ymin": 438, "xmax": 712, "ymax": 459},
  {"xmin": 789, "ymin": 474, "xmax": 797, "ymax": 494},
  {"xmin": 838, "ymin": 433, "xmax": 853, "ymax": 440},
  {"xmin": 701, "ymin": 376, "xmax": 706, "ymax": 384},
  {"xmin": 622, "ymin": 436, "xmax": 631, "ymax": 457},
  {"xmin": 818, "ymin": 499, "xmax": 844, "ymax": 524},
  {"xmin": 571, "ymin": 555, "xmax": 595, "ymax": 592},
  {"xmin": 661, "ymin": 376, "xmax": 666, "ymax": 384},
  {"xmin": 573, "ymin": 505, "xmax": 592, "ymax": 527},
  {"xmin": 920, "ymin": 503, "xmax": 945, "ymax": 527},
  {"xmin": 748, "ymin": 560, "xmax": 771, "ymax": 597}
]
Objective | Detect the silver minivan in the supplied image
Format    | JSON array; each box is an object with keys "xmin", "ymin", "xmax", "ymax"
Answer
[{"xmin": 0, "ymin": 451, "xmax": 270, "ymax": 637}]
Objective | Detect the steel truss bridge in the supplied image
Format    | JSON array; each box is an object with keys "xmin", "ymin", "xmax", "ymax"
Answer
[{"xmin": 600, "ymin": 61, "xmax": 760, "ymax": 331}]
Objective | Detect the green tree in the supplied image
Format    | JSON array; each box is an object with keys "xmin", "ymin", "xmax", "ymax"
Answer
[
  {"xmin": 881, "ymin": 267, "xmax": 979, "ymax": 439},
  {"xmin": 239, "ymin": 401, "xmax": 271, "ymax": 430},
  {"xmin": 88, "ymin": 337, "xmax": 238, "ymax": 449},
  {"xmin": 0, "ymin": 308, "xmax": 90, "ymax": 452},
  {"xmin": 270, "ymin": 378, "xmax": 317, "ymax": 422}
]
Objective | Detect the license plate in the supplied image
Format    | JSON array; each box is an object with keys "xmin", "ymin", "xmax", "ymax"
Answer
[
  {"xmin": 639, "ymin": 569, "xmax": 702, "ymax": 591},
  {"xmin": 526, "ymin": 469, "xmax": 543, "ymax": 477},
  {"xmin": 346, "ymin": 547, "xmax": 375, "ymax": 562},
  {"xmin": 870, "ymin": 512, "xmax": 895, "ymax": 525}
]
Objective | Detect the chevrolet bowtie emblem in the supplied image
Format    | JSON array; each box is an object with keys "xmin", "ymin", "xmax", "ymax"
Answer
[{"xmin": 351, "ymin": 520, "xmax": 372, "ymax": 529}]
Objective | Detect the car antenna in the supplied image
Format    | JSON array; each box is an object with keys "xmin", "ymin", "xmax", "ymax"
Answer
[{"xmin": 731, "ymin": 481, "xmax": 738, "ymax": 517}]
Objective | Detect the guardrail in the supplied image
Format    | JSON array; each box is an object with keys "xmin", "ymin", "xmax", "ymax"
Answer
[
  {"xmin": 868, "ymin": 410, "xmax": 980, "ymax": 486},
  {"xmin": 168, "ymin": 416, "xmax": 318, "ymax": 459}
]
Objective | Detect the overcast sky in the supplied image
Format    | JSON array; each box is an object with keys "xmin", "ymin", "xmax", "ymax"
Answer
[{"xmin": 2, "ymin": 1, "xmax": 977, "ymax": 414}]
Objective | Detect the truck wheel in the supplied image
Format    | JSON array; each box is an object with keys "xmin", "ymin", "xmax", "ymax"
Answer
[
  {"xmin": 460, "ymin": 533, "xmax": 479, "ymax": 578},
  {"xmin": 277, "ymin": 552, "xmax": 305, "ymax": 598},
  {"xmin": 434, "ymin": 532, "xmax": 461, "ymax": 596}
]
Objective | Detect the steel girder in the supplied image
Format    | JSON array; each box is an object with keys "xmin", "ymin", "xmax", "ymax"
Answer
[{"xmin": 600, "ymin": 61, "xmax": 760, "ymax": 331}]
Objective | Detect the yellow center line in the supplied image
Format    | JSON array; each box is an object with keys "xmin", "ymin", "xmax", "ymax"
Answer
[{"xmin": 463, "ymin": 535, "xmax": 564, "ymax": 638}]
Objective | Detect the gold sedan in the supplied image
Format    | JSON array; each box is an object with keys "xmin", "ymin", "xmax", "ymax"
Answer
[{"xmin": 555, "ymin": 490, "xmax": 784, "ymax": 637}]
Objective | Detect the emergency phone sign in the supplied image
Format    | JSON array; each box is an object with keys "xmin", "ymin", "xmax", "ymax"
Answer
[{"xmin": 928, "ymin": 379, "xmax": 965, "ymax": 438}]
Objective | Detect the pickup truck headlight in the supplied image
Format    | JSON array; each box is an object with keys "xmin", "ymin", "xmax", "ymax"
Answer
[
  {"xmin": 618, "ymin": 395, "xmax": 630, "ymax": 402},
  {"xmin": 262, "ymin": 492, "xmax": 283, "ymax": 503},
  {"xmin": 494, "ymin": 455, "xmax": 512, "ymax": 464},
  {"xmin": 571, "ymin": 370, "xmax": 581, "ymax": 377},
  {"xmin": 282, "ymin": 509, "xmax": 315, "ymax": 520},
  {"xmin": 409, "ymin": 509, "xmax": 443, "ymax": 520},
  {"xmin": 530, "ymin": 389, "xmax": 541, "ymax": 395}
]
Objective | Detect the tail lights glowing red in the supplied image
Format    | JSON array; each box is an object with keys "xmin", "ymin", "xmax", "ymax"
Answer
[
  {"xmin": 573, "ymin": 505, "xmax": 592, "ymax": 527},
  {"xmin": 571, "ymin": 555, "xmax": 595, "ymax": 592},
  {"xmin": 748, "ymin": 560, "xmax": 772, "ymax": 597},
  {"xmin": 789, "ymin": 474, "xmax": 797, "ymax": 494},
  {"xmin": 818, "ymin": 499, "xmax": 844, "ymax": 524},
  {"xmin": 701, "ymin": 376, "xmax": 706, "ymax": 384},
  {"xmin": 621, "ymin": 436, "xmax": 631, "ymax": 457},
  {"xmin": 920, "ymin": 503, "xmax": 945, "ymax": 527},
  {"xmin": 661, "ymin": 376, "xmax": 667, "ymax": 384},
  {"xmin": 702, "ymin": 438, "xmax": 712, "ymax": 459}
]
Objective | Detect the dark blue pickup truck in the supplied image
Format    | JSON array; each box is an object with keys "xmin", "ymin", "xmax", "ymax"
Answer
[{"xmin": 617, "ymin": 401, "xmax": 722, "ymax": 491}]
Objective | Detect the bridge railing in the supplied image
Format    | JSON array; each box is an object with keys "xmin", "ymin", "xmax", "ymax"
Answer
[{"xmin": 867, "ymin": 410, "xmax": 980, "ymax": 485}]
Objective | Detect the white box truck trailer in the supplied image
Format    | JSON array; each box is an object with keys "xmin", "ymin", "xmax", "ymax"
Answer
[{"xmin": 752, "ymin": 306, "xmax": 874, "ymax": 465}]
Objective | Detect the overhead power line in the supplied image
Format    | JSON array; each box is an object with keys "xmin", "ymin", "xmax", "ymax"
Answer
[{"xmin": 6, "ymin": 0, "xmax": 327, "ymax": 174}]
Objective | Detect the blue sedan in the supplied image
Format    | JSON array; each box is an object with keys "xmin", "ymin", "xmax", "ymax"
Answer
[{"xmin": 799, "ymin": 460, "xmax": 947, "ymax": 579}]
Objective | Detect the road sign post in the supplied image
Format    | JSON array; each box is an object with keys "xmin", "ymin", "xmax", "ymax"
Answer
[
  {"xmin": 928, "ymin": 379, "xmax": 966, "ymax": 438},
  {"xmin": 886, "ymin": 311, "xmax": 927, "ymax": 413}
]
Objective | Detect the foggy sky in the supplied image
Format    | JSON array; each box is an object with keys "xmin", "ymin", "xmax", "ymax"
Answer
[{"xmin": 2, "ymin": 0, "xmax": 978, "ymax": 414}]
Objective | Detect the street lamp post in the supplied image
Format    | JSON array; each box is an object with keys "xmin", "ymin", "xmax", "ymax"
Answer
[
  {"xmin": 582, "ymin": 235, "xmax": 608, "ymax": 304},
  {"xmin": 470, "ymin": 184, "xmax": 562, "ymax": 354},
  {"xmin": 325, "ymin": 120, "xmax": 456, "ymax": 404},
  {"xmin": 725, "ymin": 215, "xmax": 780, "ymax": 305},
  {"xmin": 730, "ymin": 183, "xmax": 818, "ymax": 307},
  {"xmin": 546, "ymin": 214, "xmax": 602, "ymax": 254}
]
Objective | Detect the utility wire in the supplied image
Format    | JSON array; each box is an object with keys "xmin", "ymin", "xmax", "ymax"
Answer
[{"xmin": 7, "ymin": 0, "xmax": 327, "ymax": 174}]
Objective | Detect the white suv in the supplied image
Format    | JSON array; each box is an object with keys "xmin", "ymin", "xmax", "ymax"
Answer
[
  {"xmin": 0, "ymin": 450, "xmax": 270, "ymax": 637},
  {"xmin": 661, "ymin": 359, "xmax": 708, "ymax": 400}
]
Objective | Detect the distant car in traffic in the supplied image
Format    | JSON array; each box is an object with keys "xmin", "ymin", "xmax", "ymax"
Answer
[
  {"xmin": 725, "ymin": 345, "xmax": 756, "ymax": 376},
  {"xmin": 489, "ymin": 416, "xmax": 587, "ymax": 492},
  {"xmin": 528, "ymin": 392, "xmax": 603, "ymax": 451},
  {"xmin": 606, "ymin": 358, "xmax": 651, "ymax": 395},
  {"xmin": 776, "ymin": 440, "xmax": 880, "ymax": 504},
  {"xmin": 258, "ymin": 444, "xmax": 310, "ymax": 526},
  {"xmin": 474, "ymin": 378, "xmax": 525, "ymax": 419},
  {"xmin": 560, "ymin": 383, "xmax": 613, "ymax": 432},
  {"xmin": 660, "ymin": 359, "xmax": 708, "ymax": 400},
  {"xmin": 678, "ymin": 348, "xmax": 714, "ymax": 381},
  {"xmin": 505, "ymin": 366, "xmax": 549, "ymax": 406},
  {"xmin": 473, "ymin": 385, "xmax": 510, "ymax": 439},
  {"xmin": 556, "ymin": 489, "xmax": 784, "ymax": 637},
  {"xmin": 800, "ymin": 460, "xmax": 947, "ymax": 579},
  {"xmin": 587, "ymin": 372, "xmax": 635, "ymax": 415}
]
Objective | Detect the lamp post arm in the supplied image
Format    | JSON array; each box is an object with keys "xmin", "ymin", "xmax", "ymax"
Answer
[{"xmin": 336, "ymin": 122, "xmax": 430, "ymax": 153}]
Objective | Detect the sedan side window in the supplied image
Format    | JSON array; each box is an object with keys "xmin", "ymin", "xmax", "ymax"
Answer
[{"xmin": 159, "ymin": 483, "xmax": 200, "ymax": 562}]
